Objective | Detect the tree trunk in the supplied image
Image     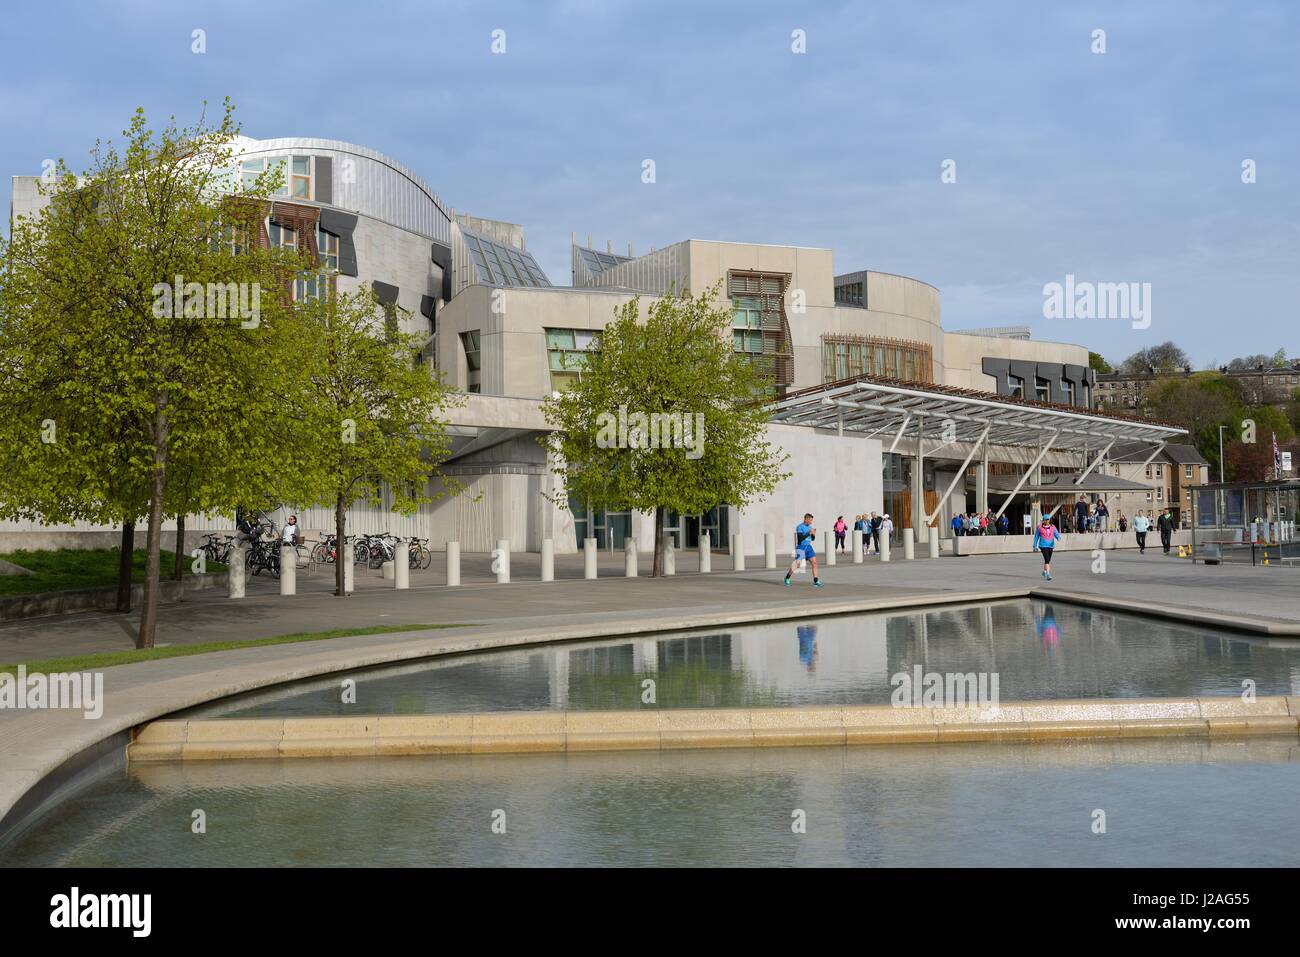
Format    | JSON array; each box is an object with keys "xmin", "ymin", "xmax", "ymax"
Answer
[
  {"xmin": 335, "ymin": 494, "xmax": 346, "ymax": 597},
  {"xmin": 172, "ymin": 515, "xmax": 185, "ymax": 580},
  {"xmin": 138, "ymin": 407, "xmax": 168, "ymax": 650},
  {"xmin": 115, "ymin": 520, "xmax": 135, "ymax": 613},
  {"xmin": 138, "ymin": 469, "xmax": 166, "ymax": 648},
  {"xmin": 652, "ymin": 506, "xmax": 664, "ymax": 577}
]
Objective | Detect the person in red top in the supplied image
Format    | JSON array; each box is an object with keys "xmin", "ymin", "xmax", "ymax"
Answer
[{"xmin": 833, "ymin": 516, "xmax": 848, "ymax": 553}]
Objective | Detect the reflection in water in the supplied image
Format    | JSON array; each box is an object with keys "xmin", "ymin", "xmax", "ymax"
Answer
[
  {"xmin": 1036, "ymin": 604, "xmax": 1060, "ymax": 651},
  {"xmin": 797, "ymin": 625, "xmax": 818, "ymax": 672},
  {"xmin": 186, "ymin": 599, "xmax": 1300, "ymax": 720},
  {"xmin": 5, "ymin": 738, "xmax": 1299, "ymax": 867}
]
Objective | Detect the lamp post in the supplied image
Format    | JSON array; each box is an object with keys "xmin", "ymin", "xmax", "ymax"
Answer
[{"xmin": 1217, "ymin": 425, "xmax": 1227, "ymax": 484}]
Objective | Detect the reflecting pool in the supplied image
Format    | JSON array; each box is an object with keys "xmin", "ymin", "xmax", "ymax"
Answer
[
  {"xmin": 186, "ymin": 600, "xmax": 1300, "ymax": 719},
  {"xmin": 5, "ymin": 737, "xmax": 1298, "ymax": 867}
]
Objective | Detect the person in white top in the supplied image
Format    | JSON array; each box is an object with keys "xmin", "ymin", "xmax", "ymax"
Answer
[{"xmin": 282, "ymin": 515, "xmax": 299, "ymax": 545}]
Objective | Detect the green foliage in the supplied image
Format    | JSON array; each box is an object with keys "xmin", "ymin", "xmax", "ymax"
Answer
[
  {"xmin": 1087, "ymin": 351, "xmax": 1113, "ymax": 374},
  {"xmin": 541, "ymin": 284, "xmax": 790, "ymax": 572},
  {"xmin": 0, "ymin": 548, "xmax": 221, "ymax": 597},
  {"xmin": 274, "ymin": 286, "xmax": 460, "ymax": 595},
  {"xmin": 0, "ymin": 100, "xmax": 319, "ymax": 645}
]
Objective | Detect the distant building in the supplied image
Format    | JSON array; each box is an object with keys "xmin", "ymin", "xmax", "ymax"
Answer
[
  {"xmin": 1095, "ymin": 363, "xmax": 1300, "ymax": 412},
  {"xmin": 1104, "ymin": 442, "xmax": 1211, "ymax": 527}
]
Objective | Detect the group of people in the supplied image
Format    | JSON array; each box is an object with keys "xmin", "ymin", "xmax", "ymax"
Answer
[
  {"xmin": 950, "ymin": 510, "xmax": 1011, "ymax": 536},
  {"xmin": 831, "ymin": 513, "xmax": 893, "ymax": 555}
]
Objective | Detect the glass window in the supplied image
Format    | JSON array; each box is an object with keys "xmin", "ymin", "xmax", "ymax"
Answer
[
  {"xmin": 291, "ymin": 155, "xmax": 311, "ymax": 198},
  {"xmin": 545, "ymin": 328, "xmax": 596, "ymax": 390},
  {"xmin": 1185, "ymin": 465, "xmax": 1193, "ymax": 479},
  {"xmin": 269, "ymin": 223, "xmax": 296, "ymax": 249},
  {"xmin": 1007, "ymin": 374, "xmax": 1024, "ymax": 398},
  {"xmin": 1035, "ymin": 377, "xmax": 1051, "ymax": 403},
  {"xmin": 461, "ymin": 330, "xmax": 481, "ymax": 393}
]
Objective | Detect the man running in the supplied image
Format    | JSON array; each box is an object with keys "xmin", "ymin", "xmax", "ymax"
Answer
[
  {"xmin": 1032, "ymin": 514, "xmax": 1060, "ymax": 581},
  {"xmin": 784, "ymin": 512, "xmax": 824, "ymax": 587}
]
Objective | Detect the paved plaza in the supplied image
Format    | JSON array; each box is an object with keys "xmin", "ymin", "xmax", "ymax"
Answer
[{"xmin": 3, "ymin": 548, "xmax": 1296, "ymax": 664}]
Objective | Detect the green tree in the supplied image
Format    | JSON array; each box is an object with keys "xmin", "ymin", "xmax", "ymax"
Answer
[
  {"xmin": 541, "ymin": 285, "xmax": 790, "ymax": 576},
  {"xmin": 0, "ymin": 101, "xmax": 303, "ymax": 646},
  {"xmin": 1088, "ymin": 351, "xmax": 1113, "ymax": 374},
  {"xmin": 278, "ymin": 287, "xmax": 459, "ymax": 597}
]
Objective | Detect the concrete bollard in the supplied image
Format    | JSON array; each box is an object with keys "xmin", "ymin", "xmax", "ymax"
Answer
[
  {"xmin": 903, "ymin": 529, "xmax": 915, "ymax": 561},
  {"xmin": 394, "ymin": 540, "xmax": 409, "ymax": 589},
  {"xmin": 228, "ymin": 544, "xmax": 247, "ymax": 598},
  {"xmin": 381, "ymin": 560, "xmax": 395, "ymax": 581},
  {"xmin": 541, "ymin": 538, "xmax": 554, "ymax": 582},
  {"xmin": 880, "ymin": 534, "xmax": 891, "ymax": 562},
  {"xmin": 826, "ymin": 540, "xmax": 836, "ymax": 565},
  {"xmin": 852, "ymin": 529, "xmax": 863, "ymax": 564},
  {"xmin": 280, "ymin": 545, "xmax": 297, "ymax": 596},
  {"xmin": 624, "ymin": 538, "xmax": 638, "ymax": 577},
  {"xmin": 662, "ymin": 534, "xmax": 675, "ymax": 576},
  {"xmin": 446, "ymin": 541, "xmax": 460, "ymax": 587},
  {"xmin": 731, "ymin": 533, "xmax": 745, "ymax": 571},
  {"xmin": 344, "ymin": 552, "xmax": 355, "ymax": 594},
  {"xmin": 764, "ymin": 532, "xmax": 776, "ymax": 569},
  {"xmin": 584, "ymin": 537, "xmax": 598, "ymax": 579},
  {"xmin": 495, "ymin": 539, "xmax": 511, "ymax": 583},
  {"xmin": 928, "ymin": 526, "xmax": 940, "ymax": 559},
  {"xmin": 699, "ymin": 532, "xmax": 712, "ymax": 573}
]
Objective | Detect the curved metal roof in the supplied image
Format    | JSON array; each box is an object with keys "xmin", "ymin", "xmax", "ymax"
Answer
[{"xmin": 232, "ymin": 136, "xmax": 451, "ymax": 241}]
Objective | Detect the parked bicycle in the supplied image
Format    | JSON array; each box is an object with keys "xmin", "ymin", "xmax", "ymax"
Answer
[
  {"xmin": 244, "ymin": 525, "xmax": 281, "ymax": 578},
  {"xmin": 200, "ymin": 533, "xmax": 235, "ymax": 565}
]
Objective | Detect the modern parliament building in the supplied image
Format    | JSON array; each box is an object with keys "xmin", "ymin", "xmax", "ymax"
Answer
[{"xmin": 7, "ymin": 137, "xmax": 1186, "ymax": 554}]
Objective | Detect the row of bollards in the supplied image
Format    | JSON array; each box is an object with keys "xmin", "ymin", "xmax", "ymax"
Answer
[{"xmin": 229, "ymin": 524, "xmax": 941, "ymax": 598}]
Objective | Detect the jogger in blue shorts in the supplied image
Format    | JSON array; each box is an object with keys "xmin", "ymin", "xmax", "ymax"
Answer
[{"xmin": 784, "ymin": 512, "xmax": 824, "ymax": 587}]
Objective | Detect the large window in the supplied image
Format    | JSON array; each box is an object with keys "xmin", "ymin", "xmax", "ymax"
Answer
[
  {"xmin": 1007, "ymin": 373, "xmax": 1024, "ymax": 398},
  {"xmin": 834, "ymin": 282, "xmax": 864, "ymax": 306},
  {"xmin": 1034, "ymin": 376, "xmax": 1051, "ymax": 403},
  {"xmin": 822, "ymin": 334, "xmax": 933, "ymax": 384},
  {"xmin": 729, "ymin": 272, "xmax": 793, "ymax": 392},
  {"xmin": 461, "ymin": 330, "xmax": 482, "ymax": 393},
  {"xmin": 241, "ymin": 154, "xmax": 312, "ymax": 199},
  {"xmin": 296, "ymin": 227, "xmax": 339, "ymax": 301},
  {"xmin": 545, "ymin": 327, "xmax": 597, "ymax": 391}
]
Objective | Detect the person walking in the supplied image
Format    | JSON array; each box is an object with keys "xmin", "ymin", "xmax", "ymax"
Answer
[
  {"xmin": 1133, "ymin": 510, "xmax": 1150, "ymax": 553},
  {"xmin": 951, "ymin": 513, "xmax": 964, "ymax": 537},
  {"xmin": 1117, "ymin": 511, "xmax": 1128, "ymax": 533},
  {"xmin": 869, "ymin": 511, "xmax": 883, "ymax": 554},
  {"xmin": 881, "ymin": 513, "xmax": 894, "ymax": 547},
  {"xmin": 834, "ymin": 516, "xmax": 847, "ymax": 554},
  {"xmin": 1032, "ymin": 514, "xmax": 1061, "ymax": 581},
  {"xmin": 1096, "ymin": 499, "xmax": 1109, "ymax": 532},
  {"xmin": 997, "ymin": 512, "xmax": 1010, "ymax": 536},
  {"xmin": 784, "ymin": 513, "xmax": 823, "ymax": 588},
  {"xmin": 1075, "ymin": 496, "xmax": 1089, "ymax": 534},
  {"xmin": 1157, "ymin": 507, "xmax": 1174, "ymax": 555}
]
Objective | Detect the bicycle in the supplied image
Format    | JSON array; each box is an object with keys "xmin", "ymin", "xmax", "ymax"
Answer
[
  {"xmin": 408, "ymin": 537, "xmax": 432, "ymax": 570},
  {"xmin": 244, "ymin": 525, "xmax": 281, "ymax": 578},
  {"xmin": 200, "ymin": 533, "xmax": 235, "ymax": 565}
]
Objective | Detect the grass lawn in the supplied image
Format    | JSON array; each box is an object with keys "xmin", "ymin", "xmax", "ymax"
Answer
[
  {"xmin": 1, "ymin": 622, "xmax": 468, "ymax": 676},
  {"xmin": 0, "ymin": 548, "xmax": 225, "ymax": 597}
]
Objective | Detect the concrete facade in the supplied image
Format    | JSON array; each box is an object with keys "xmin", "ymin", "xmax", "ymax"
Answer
[{"xmin": 6, "ymin": 137, "xmax": 1114, "ymax": 556}]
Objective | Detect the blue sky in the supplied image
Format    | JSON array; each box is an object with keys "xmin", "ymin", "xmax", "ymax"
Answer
[{"xmin": 2, "ymin": 0, "xmax": 1296, "ymax": 367}]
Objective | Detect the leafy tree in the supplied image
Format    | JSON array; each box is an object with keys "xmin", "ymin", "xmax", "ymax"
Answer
[
  {"xmin": 541, "ymin": 284, "xmax": 790, "ymax": 576},
  {"xmin": 1224, "ymin": 347, "xmax": 1289, "ymax": 371},
  {"xmin": 0, "ymin": 101, "xmax": 303, "ymax": 646},
  {"xmin": 276, "ymin": 287, "xmax": 459, "ymax": 597},
  {"xmin": 1118, "ymin": 341, "xmax": 1191, "ymax": 374},
  {"xmin": 1088, "ymin": 352, "xmax": 1113, "ymax": 374}
]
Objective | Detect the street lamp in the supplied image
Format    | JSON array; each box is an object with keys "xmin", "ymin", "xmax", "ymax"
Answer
[{"xmin": 1217, "ymin": 425, "xmax": 1227, "ymax": 483}]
